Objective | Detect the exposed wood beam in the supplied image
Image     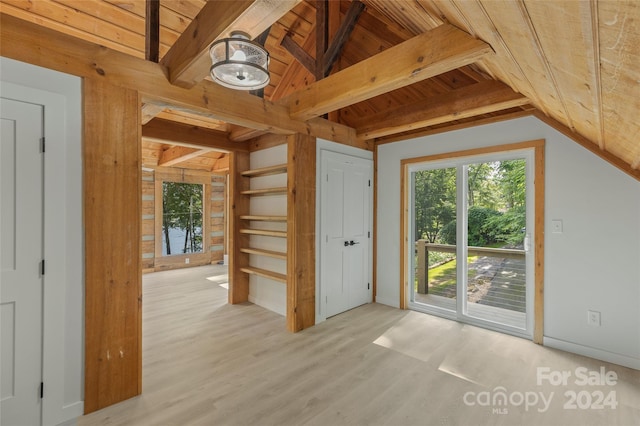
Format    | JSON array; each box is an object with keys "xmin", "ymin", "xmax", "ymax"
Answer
[
  {"xmin": 158, "ymin": 146, "xmax": 213, "ymax": 167},
  {"xmin": 141, "ymin": 103, "xmax": 165, "ymax": 124},
  {"xmin": 315, "ymin": 0, "xmax": 328, "ymax": 80},
  {"xmin": 322, "ymin": 0, "xmax": 365, "ymax": 76},
  {"xmin": 212, "ymin": 155, "xmax": 230, "ymax": 173},
  {"xmin": 160, "ymin": 0, "xmax": 301, "ymax": 88},
  {"xmin": 357, "ymin": 80, "xmax": 529, "ymax": 140},
  {"xmin": 229, "ymin": 125, "xmax": 267, "ymax": 142},
  {"xmin": 375, "ymin": 107, "xmax": 535, "ymax": 145},
  {"xmin": 0, "ymin": 13, "xmax": 356, "ymax": 146},
  {"xmin": 145, "ymin": 0, "xmax": 160, "ymax": 62},
  {"xmin": 281, "ymin": 33, "xmax": 316, "ymax": 75},
  {"xmin": 249, "ymin": 27, "xmax": 271, "ymax": 99},
  {"xmin": 143, "ymin": 118, "xmax": 248, "ymax": 152},
  {"xmin": 283, "ymin": 24, "xmax": 493, "ymax": 121},
  {"xmin": 533, "ymin": 111, "xmax": 640, "ymax": 181}
]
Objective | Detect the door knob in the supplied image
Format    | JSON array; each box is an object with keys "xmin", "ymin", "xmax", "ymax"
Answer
[
  {"xmin": 344, "ymin": 241, "xmax": 350, "ymax": 247},
  {"xmin": 349, "ymin": 240, "xmax": 359, "ymax": 246}
]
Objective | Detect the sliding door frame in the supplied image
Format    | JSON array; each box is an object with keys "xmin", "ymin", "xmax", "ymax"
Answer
[{"xmin": 400, "ymin": 139, "xmax": 545, "ymax": 343}]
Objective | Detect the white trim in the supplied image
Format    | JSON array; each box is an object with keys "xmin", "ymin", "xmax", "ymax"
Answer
[
  {"xmin": 405, "ymin": 148, "xmax": 536, "ymax": 339},
  {"xmin": 544, "ymin": 337, "xmax": 640, "ymax": 370},
  {"xmin": 1, "ymin": 58, "xmax": 83, "ymax": 426}
]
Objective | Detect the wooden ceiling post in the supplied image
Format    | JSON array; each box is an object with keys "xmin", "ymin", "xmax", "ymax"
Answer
[
  {"xmin": 145, "ymin": 0, "xmax": 159, "ymax": 62},
  {"xmin": 315, "ymin": 0, "xmax": 328, "ymax": 81}
]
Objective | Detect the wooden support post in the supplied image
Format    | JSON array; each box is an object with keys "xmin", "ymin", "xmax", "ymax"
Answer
[
  {"xmin": 315, "ymin": 0, "xmax": 328, "ymax": 81},
  {"xmin": 83, "ymin": 79, "xmax": 141, "ymax": 413},
  {"xmin": 145, "ymin": 0, "xmax": 160, "ymax": 63},
  {"xmin": 228, "ymin": 151, "xmax": 250, "ymax": 303},
  {"xmin": 287, "ymin": 134, "xmax": 316, "ymax": 332}
]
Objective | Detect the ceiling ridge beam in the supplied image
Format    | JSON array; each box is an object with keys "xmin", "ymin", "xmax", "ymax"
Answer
[
  {"xmin": 356, "ymin": 80, "xmax": 530, "ymax": 140},
  {"xmin": 281, "ymin": 23, "xmax": 493, "ymax": 121}
]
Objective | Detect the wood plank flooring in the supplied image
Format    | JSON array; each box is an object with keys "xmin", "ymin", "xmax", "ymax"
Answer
[{"xmin": 74, "ymin": 265, "xmax": 640, "ymax": 426}]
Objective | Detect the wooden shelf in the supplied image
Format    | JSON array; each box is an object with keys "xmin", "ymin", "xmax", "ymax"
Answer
[
  {"xmin": 239, "ymin": 228, "xmax": 287, "ymax": 238},
  {"xmin": 240, "ymin": 267, "xmax": 287, "ymax": 283},
  {"xmin": 240, "ymin": 247, "xmax": 287, "ymax": 260},
  {"xmin": 240, "ymin": 187, "xmax": 287, "ymax": 196},
  {"xmin": 241, "ymin": 164, "xmax": 288, "ymax": 178},
  {"xmin": 240, "ymin": 215, "xmax": 287, "ymax": 222}
]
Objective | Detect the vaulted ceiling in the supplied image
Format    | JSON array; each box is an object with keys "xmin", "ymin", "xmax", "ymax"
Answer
[{"xmin": 1, "ymin": 0, "xmax": 638, "ymax": 178}]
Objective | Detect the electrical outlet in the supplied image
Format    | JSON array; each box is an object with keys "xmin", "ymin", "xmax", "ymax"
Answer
[
  {"xmin": 587, "ymin": 310, "xmax": 601, "ymax": 326},
  {"xmin": 185, "ymin": 258, "xmax": 190, "ymax": 264}
]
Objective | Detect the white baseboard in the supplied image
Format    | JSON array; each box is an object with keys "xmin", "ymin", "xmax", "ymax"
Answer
[
  {"xmin": 544, "ymin": 337, "xmax": 640, "ymax": 370},
  {"xmin": 50, "ymin": 401, "xmax": 83, "ymax": 426},
  {"xmin": 247, "ymin": 295, "xmax": 285, "ymax": 317},
  {"xmin": 374, "ymin": 296, "xmax": 400, "ymax": 309}
]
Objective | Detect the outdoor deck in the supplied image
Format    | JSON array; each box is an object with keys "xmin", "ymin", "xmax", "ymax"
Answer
[{"xmin": 414, "ymin": 242, "xmax": 527, "ymax": 328}]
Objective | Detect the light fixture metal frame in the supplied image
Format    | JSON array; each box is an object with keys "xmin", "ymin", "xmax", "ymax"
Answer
[{"xmin": 209, "ymin": 31, "xmax": 270, "ymax": 91}]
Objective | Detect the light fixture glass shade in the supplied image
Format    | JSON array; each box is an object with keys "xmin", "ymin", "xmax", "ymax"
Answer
[{"xmin": 209, "ymin": 31, "xmax": 270, "ymax": 90}]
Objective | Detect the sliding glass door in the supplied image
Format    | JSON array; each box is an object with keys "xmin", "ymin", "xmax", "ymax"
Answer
[{"xmin": 407, "ymin": 150, "xmax": 534, "ymax": 338}]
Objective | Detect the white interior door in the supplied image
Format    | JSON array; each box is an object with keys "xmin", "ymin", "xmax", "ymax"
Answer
[
  {"xmin": 1, "ymin": 97, "xmax": 44, "ymax": 426},
  {"xmin": 321, "ymin": 151, "xmax": 372, "ymax": 318}
]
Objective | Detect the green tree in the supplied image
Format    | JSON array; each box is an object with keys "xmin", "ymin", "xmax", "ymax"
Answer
[
  {"xmin": 162, "ymin": 182, "xmax": 204, "ymax": 255},
  {"xmin": 413, "ymin": 168, "xmax": 456, "ymax": 242}
]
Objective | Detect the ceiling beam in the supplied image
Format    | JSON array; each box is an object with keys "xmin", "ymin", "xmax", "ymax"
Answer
[
  {"xmin": 282, "ymin": 24, "xmax": 493, "ymax": 121},
  {"xmin": 322, "ymin": 0, "xmax": 365, "ymax": 76},
  {"xmin": 145, "ymin": 0, "xmax": 159, "ymax": 62},
  {"xmin": 0, "ymin": 13, "xmax": 356, "ymax": 146},
  {"xmin": 158, "ymin": 146, "xmax": 213, "ymax": 167},
  {"xmin": 212, "ymin": 155, "xmax": 231, "ymax": 173},
  {"xmin": 141, "ymin": 103, "xmax": 165, "ymax": 124},
  {"xmin": 143, "ymin": 118, "xmax": 249, "ymax": 152},
  {"xmin": 160, "ymin": 0, "xmax": 301, "ymax": 88},
  {"xmin": 356, "ymin": 80, "xmax": 530, "ymax": 140},
  {"xmin": 229, "ymin": 125, "xmax": 267, "ymax": 142},
  {"xmin": 281, "ymin": 33, "xmax": 316, "ymax": 75}
]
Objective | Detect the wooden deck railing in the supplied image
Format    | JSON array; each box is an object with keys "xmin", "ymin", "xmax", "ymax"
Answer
[{"xmin": 415, "ymin": 241, "xmax": 525, "ymax": 294}]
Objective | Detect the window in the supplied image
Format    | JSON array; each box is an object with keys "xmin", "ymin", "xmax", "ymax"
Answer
[
  {"xmin": 161, "ymin": 182, "xmax": 204, "ymax": 256},
  {"xmin": 401, "ymin": 140, "xmax": 545, "ymax": 340}
]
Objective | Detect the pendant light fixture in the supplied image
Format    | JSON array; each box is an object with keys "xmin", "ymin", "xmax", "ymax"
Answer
[{"xmin": 209, "ymin": 31, "xmax": 270, "ymax": 90}]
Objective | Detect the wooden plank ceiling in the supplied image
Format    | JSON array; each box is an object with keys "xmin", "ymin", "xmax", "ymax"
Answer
[{"xmin": 2, "ymin": 0, "xmax": 638, "ymax": 176}]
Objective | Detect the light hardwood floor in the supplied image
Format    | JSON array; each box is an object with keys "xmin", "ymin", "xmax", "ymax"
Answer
[{"xmin": 74, "ymin": 265, "xmax": 640, "ymax": 426}]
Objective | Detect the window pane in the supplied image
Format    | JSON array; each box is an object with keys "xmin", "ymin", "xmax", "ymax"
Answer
[
  {"xmin": 412, "ymin": 167, "xmax": 457, "ymax": 309},
  {"xmin": 162, "ymin": 182, "xmax": 204, "ymax": 256},
  {"xmin": 466, "ymin": 160, "xmax": 526, "ymax": 328}
]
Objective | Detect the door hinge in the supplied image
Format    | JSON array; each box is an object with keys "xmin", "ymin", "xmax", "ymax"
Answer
[
  {"xmin": 368, "ymin": 231, "xmax": 370, "ymax": 238},
  {"xmin": 40, "ymin": 259, "xmax": 45, "ymax": 276},
  {"xmin": 40, "ymin": 137, "xmax": 45, "ymax": 153},
  {"xmin": 40, "ymin": 382, "xmax": 44, "ymax": 399},
  {"xmin": 368, "ymin": 283, "xmax": 370, "ymax": 290}
]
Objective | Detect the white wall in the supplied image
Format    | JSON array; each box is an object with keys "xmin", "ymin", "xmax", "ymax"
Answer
[
  {"xmin": 377, "ymin": 116, "xmax": 640, "ymax": 369},
  {"xmin": 0, "ymin": 57, "xmax": 84, "ymax": 423},
  {"xmin": 248, "ymin": 144, "xmax": 288, "ymax": 315}
]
